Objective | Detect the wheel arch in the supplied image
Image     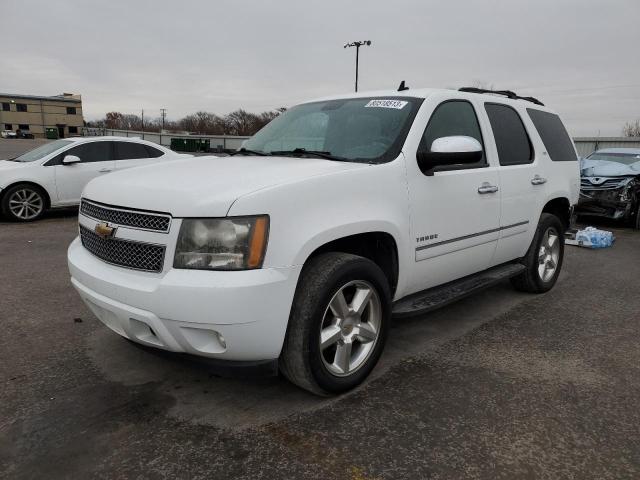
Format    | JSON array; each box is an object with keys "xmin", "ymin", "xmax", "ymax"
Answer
[
  {"xmin": 300, "ymin": 230, "xmax": 400, "ymax": 297},
  {"xmin": 541, "ymin": 196, "xmax": 571, "ymax": 231}
]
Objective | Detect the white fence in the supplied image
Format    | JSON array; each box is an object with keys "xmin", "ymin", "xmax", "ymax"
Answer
[
  {"xmin": 84, "ymin": 128, "xmax": 640, "ymax": 157},
  {"xmin": 83, "ymin": 128, "xmax": 249, "ymax": 151}
]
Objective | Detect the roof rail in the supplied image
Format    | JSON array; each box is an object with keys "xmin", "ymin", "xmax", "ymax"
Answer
[{"xmin": 458, "ymin": 87, "xmax": 545, "ymax": 106}]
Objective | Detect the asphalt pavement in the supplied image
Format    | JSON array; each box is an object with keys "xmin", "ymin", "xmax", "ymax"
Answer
[{"xmin": 1, "ymin": 209, "xmax": 639, "ymax": 479}]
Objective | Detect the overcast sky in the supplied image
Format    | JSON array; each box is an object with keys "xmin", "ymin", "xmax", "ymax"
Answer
[{"xmin": 3, "ymin": 0, "xmax": 639, "ymax": 136}]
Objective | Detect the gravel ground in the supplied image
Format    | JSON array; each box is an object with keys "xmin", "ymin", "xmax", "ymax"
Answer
[{"xmin": 0, "ymin": 210, "xmax": 638, "ymax": 479}]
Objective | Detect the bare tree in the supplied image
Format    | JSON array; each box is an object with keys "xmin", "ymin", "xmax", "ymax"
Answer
[{"xmin": 622, "ymin": 119, "xmax": 640, "ymax": 137}]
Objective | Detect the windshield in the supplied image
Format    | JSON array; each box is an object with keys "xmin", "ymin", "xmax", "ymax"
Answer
[
  {"xmin": 12, "ymin": 140, "xmax": 73, "ymax": 162},
  {"xmin": 243, "ymin": 97, "xmax": 423, "ymax": 163},
  {"xmin": 587, "ymin": 152, "xmax": 640, "ymax": 166}
]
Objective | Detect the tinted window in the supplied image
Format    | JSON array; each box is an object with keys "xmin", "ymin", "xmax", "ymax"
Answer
[
  {"xmin": 18, "ymin": 124, "xmax": 29, "ymax": 130},
  {"xmin": 2, "ymin": 103, "xmax": 9, "ymax": 111},
  {"xmin": 485, "ymin": 104, "xmax": 533, "ymax": 166},
  {"xmin": 66, "ymin": 141, "xmax": 112, "ymax": 163},
  {"xmin": 145, "ymin": 145, "xmax": 164, "ymax": 158},
  {"xmin": 4, "ymin": 124, "xmax": 11, "ymax": 130},
  {"xmin": 68, "ymin": 126, "xmax": 78, "ymax": 134},
  {"xmin": 114, "ymin": 141, "xmax": 151, "ymax": 160},
  {"xmin": 527, "ymin": 109, "xmax": 576, "ymax": 162},
  {"xmin": 17, "ymin": 103, "xmax": 27, "ymax": 112},
  {"xmin": 66, "ymin": 107, "xmax": 77, "ymax": 115},
  {"xmin": 420, "ymin": 100, "xmax": 485, "ymax": 166}
]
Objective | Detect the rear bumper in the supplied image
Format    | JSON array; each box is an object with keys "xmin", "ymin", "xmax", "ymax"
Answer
[{"xmin": 68, "ymin": 237, "xmax": 301, "ymax": 361}]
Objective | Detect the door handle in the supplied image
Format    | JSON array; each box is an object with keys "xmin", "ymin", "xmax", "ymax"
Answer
[
  {"xmin": 99, "ymin": 168, "xmax": 112, "ymax": 173},
  {"xmin": 478, "ymin": 182, "xmax": 499, "ymax": 194},
  {"xmin": 531, "ymin": 175, "xmax": 547, "ymax": 185}
]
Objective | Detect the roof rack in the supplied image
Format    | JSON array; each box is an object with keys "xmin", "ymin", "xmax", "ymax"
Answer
[{"xmin": 458, "ymin": 87, "xmax": 544, "ymax": 106}]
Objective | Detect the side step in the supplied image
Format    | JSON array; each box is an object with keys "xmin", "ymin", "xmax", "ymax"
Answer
[{"xmin": 392, "ymin": 263, "xmax": 526, "ymax": 318}]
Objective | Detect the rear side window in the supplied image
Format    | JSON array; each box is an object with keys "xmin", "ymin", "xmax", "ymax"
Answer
[
  {"xmin": 145, "ymin": 145, "xmax": 164, "ymax": 158},
  {"xmin": 485, "ymin": 104, "xmax": 532, "ymax": 166},
  {"xmin": 420, "ymin": 100, "xmax": 486, "ymax": 167},
  {"xmin": 527, "ymin": 109, "xmax": 576, "ymax": 162},
  {"xmin": 114, "ymin": 141, "xmax": 151, "ymax": 160}
]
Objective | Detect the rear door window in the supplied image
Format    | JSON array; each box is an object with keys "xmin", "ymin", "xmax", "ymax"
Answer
[
  {"xmin": 114, "ymin": 141, "xmax": 152, "ymax": 160},
  {"xmin": 527, "ymin": 109, "xmax": 577, "ymax": 162},
  {"xmin": 485, "ymin": 103, "xmax": 533, "ymax": 166}
]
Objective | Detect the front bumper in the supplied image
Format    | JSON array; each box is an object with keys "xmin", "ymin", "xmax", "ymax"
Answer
[
  {"xmin": 576, "ymin": 189, "xmax": 630, "ymax": 220},
  {"xmin": 68, "ymin": 237, "xmax": 301, "ymax": 361}
]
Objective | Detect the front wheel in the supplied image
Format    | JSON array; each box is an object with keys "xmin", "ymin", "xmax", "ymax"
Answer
[
  {"xmin": 511, "ymin": 213, "xmax": 565, "ymax": 293},
  {"xmin": 1, "ymin": 184, "xmax": 46, "ymax": 221},
  {"xmin": 279, "ymin": 252, "xmax": 391, "ymax": 395}
]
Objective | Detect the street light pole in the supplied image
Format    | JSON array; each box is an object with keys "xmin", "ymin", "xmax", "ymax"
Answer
[{"xmin": 344, "ymin": 40, "xmax": 372, "ymax": 92}]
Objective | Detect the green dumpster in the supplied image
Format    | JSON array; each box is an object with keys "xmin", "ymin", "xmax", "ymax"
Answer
[{"xmin": 45, "ymin": 128, "xmax": 59, "ymax": 140}]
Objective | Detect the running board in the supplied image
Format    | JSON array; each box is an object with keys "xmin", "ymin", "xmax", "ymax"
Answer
[{"xmin": 392, "ymin": 263, "xmax": 526, "ymax": 318}]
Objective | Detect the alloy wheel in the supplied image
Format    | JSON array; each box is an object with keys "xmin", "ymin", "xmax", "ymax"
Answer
[
  {"xmin": 319, "ymin": 280, "xmax": 382, "ymax": 377},
  {"xmin": 8, "ymin": 188, "xmax": 44, "ymax": 220},
  {"xmin": 538, "ymin": 226, "xmax": 560, "ymax": 282}
]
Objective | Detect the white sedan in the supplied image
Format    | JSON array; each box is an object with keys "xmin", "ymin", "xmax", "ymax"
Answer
[{"xmin": 0, "ymin": 136, "xmax": 193, "ymax": 221}]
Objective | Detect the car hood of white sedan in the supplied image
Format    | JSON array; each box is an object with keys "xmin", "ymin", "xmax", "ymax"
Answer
[
  {"xmin": 0, "ymin": 159, "xmax": 36, "ymax": 171},
  {"xmin": 83, "ymin": 155, "xmax": 368, "ymax": 217}
]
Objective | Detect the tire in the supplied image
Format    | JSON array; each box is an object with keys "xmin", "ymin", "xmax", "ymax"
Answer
[
  {"xmin": 279, "ymin": 252, "xmax": 391, "ymax": 395},
  {"xmin": 633, "ymin": 204, "xmax": 640, "ymax": 230},
  {"xmin": 511, "ymin": 213, "xmax": 565, "ymax": 293},
  {"xmin": 1, "ymin": 184, "xmax": 47, "ymax": 222}
]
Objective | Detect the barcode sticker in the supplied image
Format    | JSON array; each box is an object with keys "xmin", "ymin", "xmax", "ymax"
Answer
[{"xmin": 364, "ymin": 99, "xmax": 408, "ymax": 109}]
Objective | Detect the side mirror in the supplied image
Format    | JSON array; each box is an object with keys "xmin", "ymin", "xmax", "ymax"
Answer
[
  {"xmin": 417, "ymin": 136, "xmax": 483, "ymax": 175},
  {"xmin": 62, "ymin": 155, "xmax": 81, "ymax": 165}
]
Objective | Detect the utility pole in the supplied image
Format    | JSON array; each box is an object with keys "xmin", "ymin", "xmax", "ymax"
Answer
[
  {"xmin": 344, "ymin": 40, "xmax": 372, "ymax": 92},
  {"xmin": 141, "ymin": 108, "xmax": 145, "ymax": 139},
  {"xmin": 160, "ymin": 108, "xmax": 167, "ymax": 145}
]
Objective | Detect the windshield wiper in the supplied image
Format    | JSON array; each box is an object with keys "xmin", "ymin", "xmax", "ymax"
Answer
[
  {"xmin": 270, "ymin": 148, "xmax": 348, "ymax": 162},
  {"xmin": 228, "ymin": 148, "xmax": 269, "ymax": 156}
]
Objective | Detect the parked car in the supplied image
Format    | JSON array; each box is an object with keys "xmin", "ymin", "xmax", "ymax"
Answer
[
  {"xmin": 1, "ymin": 130, "xmax": 17, "ymax": 139},
  {"xmin": 16, "ymin": 129, "xmax": 35, "ymax": 139},
  {"xmin": 68, "ymin": 88, "xmax": 579, "ymax": 395},
  {"xmin": 0, "ymin": 136, "xmax": 192, "ymax": 221},
  {"xmin": 576, "ymin": 148, "xmax": 640, "ymax": 229}
]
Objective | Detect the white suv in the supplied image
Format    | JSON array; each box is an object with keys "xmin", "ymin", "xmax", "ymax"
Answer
[
  {"xmin": 0, "ymin": 136, "xmax": 191, "ymax": 221},
  {"xmin": 68, "ymin": 88, "xmax": 580, "ymax": 394}
]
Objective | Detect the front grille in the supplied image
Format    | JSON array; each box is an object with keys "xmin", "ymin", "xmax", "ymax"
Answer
[
  {"xmin": 81, "ymin": 199, "xmax": 171, "ymax": 232},
  {"xmin": 80, "ymin": 225, "xmax": 166, "ymax": 272},
  {"xmin": 580, "ymin": 177, "xmax": 626, "ymax": 191}
]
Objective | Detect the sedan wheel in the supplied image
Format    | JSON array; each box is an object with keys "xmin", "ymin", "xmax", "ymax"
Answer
[{"xmin": 5, "ymin": 187, "xmax": 45, "ymax": 221}]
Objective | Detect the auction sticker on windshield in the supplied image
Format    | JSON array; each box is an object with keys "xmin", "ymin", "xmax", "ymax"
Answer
[{"xmin": 364, "ymin": 99, "xmax": 408, "ymax": 109}]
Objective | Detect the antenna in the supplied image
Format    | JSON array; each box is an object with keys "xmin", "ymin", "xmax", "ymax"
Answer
[{"xmin": 398, "ymin": 80, "xmax": 409, "ymax": 91}]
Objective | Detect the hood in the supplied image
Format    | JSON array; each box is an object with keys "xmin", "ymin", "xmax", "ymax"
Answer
[
  {"xmin": 83, "ymin": 155, "xmax": 367, "ymax": 217},
  {"xmin": 0, "ymin": 159, "xmax": 35, "ymax": 171},
  {"xmin": 581, "ymin": 158, "xmax": 640, "ymax": 177}
]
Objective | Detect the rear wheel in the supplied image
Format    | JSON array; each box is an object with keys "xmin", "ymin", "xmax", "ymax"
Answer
[
  {"xmin": 279, "ymin": 252, "xmax": 391, "ymax": 395},
  {"xmin": 511, "ymin": 213, "xmax": 564, "ymax": 293},
  {"xmin": 1, "ymin": 184, "xmax": 46, "ymax": 221}
]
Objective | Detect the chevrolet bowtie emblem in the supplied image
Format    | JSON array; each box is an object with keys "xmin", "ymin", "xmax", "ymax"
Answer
[{"xmin": 94, "ymin": 222, "xmax": 117, "ymax": 239}]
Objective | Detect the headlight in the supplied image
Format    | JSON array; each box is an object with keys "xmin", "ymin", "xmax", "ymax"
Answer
[{"xmin": 174, "ymin": 216, "xmax": 269, "ymax": 270}]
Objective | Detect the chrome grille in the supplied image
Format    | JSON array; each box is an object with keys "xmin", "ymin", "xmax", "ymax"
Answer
[
  {"xmin": 81, "ymin": 199, "xmax": 171, "ymax": 232},
  {"xmin": 80, "ymin": 225, "xmax": 165, "ymax": 272},
  {"xmin": 580, "ymin": 177, "xmax": 626, "ymax": 191}
]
